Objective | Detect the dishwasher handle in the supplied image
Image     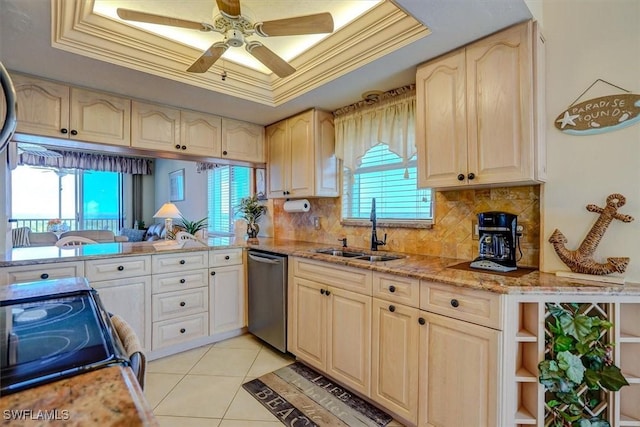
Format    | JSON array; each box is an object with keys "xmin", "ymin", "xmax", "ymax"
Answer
[{"xmin": 248, "ymin": 253, "xmax": 283, "ymax": 265}]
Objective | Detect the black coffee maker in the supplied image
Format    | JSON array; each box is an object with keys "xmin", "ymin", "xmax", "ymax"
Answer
[{"xmin": 470, "ymin": 211, "xmax": 518, "ymax": 272}]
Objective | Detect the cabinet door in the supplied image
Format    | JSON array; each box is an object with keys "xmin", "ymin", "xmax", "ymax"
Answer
[
  {"xmin": 93, "ymin": 275, "xmax": 152, "ymax": 352},
  {"xmin": 326, "ymin": 286, "xmax": 371, "ymax": 396},
  {"xmin": 13, "ymin": 74, "xmax": 70, "ymax": 138},
  {"xmin": 416, "ymin": 49, "xmax": 468, "ymax": 189},
  {"xmin": 418, "ymin": 311, "xmax": 499, "ymax": 427},
  {"xmin": 290, "ymin": 276, "xmax": 326, "ymax": 371},
  {"xmin": 314, "ymin": 110, "xmax": 339, "ymax": 197},
  {"xmin": 209, "ymin": 264, "xmax": 245, "ymax": 335},
  {"xmin": 288, "ymin": 111, "xmax": 314, "ymax": 197},
  {"xmin": 466, "ymin": 21, "xmax": 534, "ymax": 185},
  {"xmin": 180, "ymin": 110, "xmax": 222, "ymax": 157},
  {"xmin": 69, "ymin": 88, "xmax": 131, "ymax": 146},
  {"xmin": 0, "ymin": 261, "xmax": 84, "ymax": 286},
  {"xmin": 371, "ymin": 298, "xmax": 420, "ymax": 424},
  {"xmin": 221, "ymin": 118, "xmax": 264, "ymax": 162},
  {"xmin": 266, "ymin": 119, "xmax": 288, "ymax": 198},
  {"xmin": 131, "ymin": 101, "xmax": 181, "ymax": 152}
]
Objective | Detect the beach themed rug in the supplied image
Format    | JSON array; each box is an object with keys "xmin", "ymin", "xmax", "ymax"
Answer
[{"xmin": 242, "ymin": 362, "xmax": 394, "ymax": 427}]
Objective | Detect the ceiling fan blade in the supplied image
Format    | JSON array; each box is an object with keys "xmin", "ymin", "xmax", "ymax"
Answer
[
  {"xmin": 256, "ymin": 13, "xmax": 334, "ymax": 37},
  {"xmin": 216, "ymin": 0, "xmax": 241, "ymax": 18},
  {"xmin": 117, "ymin": 8, "xmax": 207, "ymax": 31},
  {"xmin": 187, "ymin": 42, "xmax": 228, "ymax": 73},
  {"xmin": 245, "ymin": 41, "xmax": 295, "ymax": 78}
]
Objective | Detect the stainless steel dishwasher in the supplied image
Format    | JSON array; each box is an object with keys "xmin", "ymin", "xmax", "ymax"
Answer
[{"xmin": 247, "ymin": 250, "xmax": 288, "ymax": 352}]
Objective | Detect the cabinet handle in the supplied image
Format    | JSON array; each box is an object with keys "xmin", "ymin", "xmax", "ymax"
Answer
[
  {"xmin": 179, "ymin": 260, "xmax": 186, "ymax": 265},
  {"xmin": 180, "ymin": 301, "xmax": 186, "ymax": 307},
  {"xmin": 450, "ymin": 299, "xmax": 460, "ymax": 308},
  {"xmin": 225, "ymin": 255, "xmax": 230, "ymax": 260},
  {"xmin": 60, "ymin": 128, "xmax": 68, "ymax": 134},
  {"xmin": 388, "ymin": 285, "xmax": 396, "ymax": 293},
  {"xmin": 180, "ymin": 278, "xmax": 186, "ymax": 284},
  {"xmin": 418, "ymin": 317, "xmax": 426, "ymax": 325},
  {"xmin": 457, "ymin": 173, "xmax": 465, "ymax": 181},
  {"xmin": 325, "ymin": 290, "xmax": 331, "ymax": 296},
  {"xmin": 70, "ymin": 129, "xmax": 78, "ymax": 136},
  {"xmin": 467, "ymin": 173, "xmax": 475, "ymax": 180},
  {"xmin": 180, "ymin": 328, "xmax": 186, "ymax": 333},
  {"xmin": 117, "ymin": 265, "xmax": 124, "ymax": 271},
  {"xmin": 40, "ymin": 273, "xmax": 49, "ymax": 279},
  {"xmin": 223, "ymin": 150, "xmax": 228, "ymax": 155},
  {"xmin": 320, "ymin": 289, "xmax": 325, "ymax": 295},
  {"xmin": 210, "ymin": 271, "xmax": 216, "ymax": 276},
  {"xmin": 175, "ymin": 144, "xmax": 181, "ymax": 150},
  {"xmin": 389, "ymin": 305, "xmax": 396, "ymax": 312},
  {"xmin": 181, "ymin": 145, "xmax": 187, "ymax": 150}
]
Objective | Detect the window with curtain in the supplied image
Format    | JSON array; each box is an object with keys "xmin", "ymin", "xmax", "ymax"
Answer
[
  {"xmin": 207, "ymin": 165, "xmax": 251, "ymax": 235},
  {"xmin": 342, "ymin": 144, "xmax": 432, "ymax": 222}
]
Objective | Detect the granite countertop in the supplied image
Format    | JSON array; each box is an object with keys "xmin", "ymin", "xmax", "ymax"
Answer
[
  {"xmin": 0, "ymin": 366, "xmax": 157, "ymax": 426},
  {"xmin": 2, "ymin": 237, "xmax": 639, "ymax": 295}
]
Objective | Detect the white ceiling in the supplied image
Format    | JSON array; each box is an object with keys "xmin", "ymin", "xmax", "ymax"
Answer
[{"xmin": 0, "ymin": 0, "xmax": 533, "ymax": 126}]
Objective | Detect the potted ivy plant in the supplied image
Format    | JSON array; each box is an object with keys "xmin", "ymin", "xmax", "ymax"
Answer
[
  {"xmin": 236, "ymin": 195, "xmax": 266, "ymax": 241},
  {"xmin": 538, "ymin": 303, "xmax": 629, "ymax": 427}
]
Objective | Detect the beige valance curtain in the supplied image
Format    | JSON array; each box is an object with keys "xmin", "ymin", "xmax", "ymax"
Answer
[
  {"xmin": 17, "ymin": 149, "xmax": 153, "ymax": 175},
  {"xmin": 334, "ymin": 86, "xmax": 416, "ymax": 172}
]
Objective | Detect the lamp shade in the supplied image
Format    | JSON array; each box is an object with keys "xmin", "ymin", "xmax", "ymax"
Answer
[{"xmin": 153, "ymin": 202, "xmax": 183, "ymax": 219}]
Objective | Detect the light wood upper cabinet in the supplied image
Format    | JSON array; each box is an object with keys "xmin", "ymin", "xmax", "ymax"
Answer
[
  {"xmin": 180, "ymin": 110, "xmax": 222, "ymax": 157},
  {"xmin": 266, "ymin": 109, "xmax": 338, "ymax": 199},
  {"xmin": 221, "ymin": 118, "xmax": 265, "ymax": 162},
  {"xmin": 13, "ymin": 74, "xmax": 130, "ymax": 146},
  {"xmin": 417, "ymin": 20, "xmax": 545, "ymax": 189},
  {"xmin": 131, "ymin": 101, "xmax": 181, "ymax": 152}
]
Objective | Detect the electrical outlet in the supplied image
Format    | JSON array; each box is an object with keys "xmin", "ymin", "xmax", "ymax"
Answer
[
  {"xmin": 313, "ymin": 217, "xmax": 321, "ymax": 230},
  {"xmin": 516, "ymin": 225, "xmax": 524, "ymax": 236},
  {"xmin": 472, "ymin": 220, "xmax": 479, "ymax": 240}
]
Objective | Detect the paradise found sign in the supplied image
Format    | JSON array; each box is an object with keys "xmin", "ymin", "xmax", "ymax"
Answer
[{"xmin": 555, "ymin": 80, "xmax": 640, "ymax": 136}]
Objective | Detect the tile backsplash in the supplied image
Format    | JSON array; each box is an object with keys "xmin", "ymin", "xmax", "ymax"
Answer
[{"xmin": 272, "ymin": 185, "xmax": 540, "ymax": 267}]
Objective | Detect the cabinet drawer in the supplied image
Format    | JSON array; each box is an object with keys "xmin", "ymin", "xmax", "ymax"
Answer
[
  {"xmin": 152, "ymin": 312, "xmax": 208, "ymax": 350},
  {"xmin": 420, "ymin": 281, "xmax": 502, "ymax": 329},
  {"xmin": 293, "ymin": 257, "xmax": 372, "ymax": 295},
  {"xmin": 85, "ymin": 256, "xmax": 151, "ymax": 281},
  {"xmin": 152, "ymin": 251, "xmax": 208, "ymax": 274},
  {"xmin": 1, "ymin": 261, "xmax": 85, "ymax": 285},
  {"xmin": 152, "ymin": 269, "xmax": 209, "ymax": 294},
  {"xmin": 152, "ymin": 286, "xmax": 208, "ymax": 321},
  {"xmin": 209, "ymin": 248, "xmax": 243, "ymax": 267},
  {"xmin": 373, "ymin": 273, "xmax": 420, "ymax": 308}
]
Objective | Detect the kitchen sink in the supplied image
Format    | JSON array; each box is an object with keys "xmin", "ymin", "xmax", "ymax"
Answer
[
  {"xmin": 353, "ymin": 254, "xmax": 404, "ymax": 262},
  {"xmin": 315, "ymin": 248, "xmax": 365, "ymax": 257}
]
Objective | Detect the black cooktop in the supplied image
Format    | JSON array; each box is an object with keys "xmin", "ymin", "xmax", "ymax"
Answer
[{"xmin": 1, "ymin": 289, "xmax": 128, "ymax": 395}]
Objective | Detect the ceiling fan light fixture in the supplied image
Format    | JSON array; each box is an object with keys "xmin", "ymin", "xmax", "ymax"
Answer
[{"xmin": 225, "ymin": 29, "xmax": 244, "ymax": 47}]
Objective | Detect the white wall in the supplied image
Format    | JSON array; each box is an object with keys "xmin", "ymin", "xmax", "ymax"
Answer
[
  {"xmin": 541, "ymin": 0, "xmax": 640, "ymax": 282},
  {"xmin": 153, "ymin": 159, "xmax": 208, "ymax": 225}
]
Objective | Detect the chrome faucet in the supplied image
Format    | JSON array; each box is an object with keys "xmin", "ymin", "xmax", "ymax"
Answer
[{"xmin": 370, "ymin": 198, "xmax": 386, "ymax": 251}]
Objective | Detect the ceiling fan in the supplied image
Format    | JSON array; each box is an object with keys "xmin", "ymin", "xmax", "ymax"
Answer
[{"xmin": 116, "ymin": 0, "xmax": 334, "ymax": 78}]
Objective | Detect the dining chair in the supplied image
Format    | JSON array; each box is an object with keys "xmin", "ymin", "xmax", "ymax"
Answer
[{"xmin": 55, "ymin": 236, "xmax": 98, "ymax": 247}]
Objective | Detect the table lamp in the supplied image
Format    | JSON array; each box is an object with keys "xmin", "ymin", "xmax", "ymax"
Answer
[{"xmin": 153, "ymin": 202, "xmax": 182, "ymax": 240}]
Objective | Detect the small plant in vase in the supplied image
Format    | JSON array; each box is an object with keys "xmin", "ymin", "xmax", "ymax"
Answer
[
  {"xmin": 177, "ymin": 216, "xmax": 208, "ymax": 238},
  {"xmin": 236, "ymin": 195, "xmax": 266, "ymax": 241}
]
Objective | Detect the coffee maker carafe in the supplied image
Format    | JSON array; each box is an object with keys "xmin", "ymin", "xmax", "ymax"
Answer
[{"xmin": 470, "ymin": 211, "xmax": 518, "ymax": 272}]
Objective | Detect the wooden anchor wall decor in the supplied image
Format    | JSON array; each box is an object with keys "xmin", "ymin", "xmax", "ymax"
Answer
[{"xmin": 549, "ymin": 193, "xmax": 634, "ymax": 275}]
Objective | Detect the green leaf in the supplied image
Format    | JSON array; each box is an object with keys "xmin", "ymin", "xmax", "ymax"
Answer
[
  {"xmin": 557, "ymin": 351, "xmax": 585, "ymax": 383},
  {"xmin": 547, "ymin": 399, "xmax": 560, "ymax": 408},
  {"xmin": 577, "ymin": 420, "xmax": 592, "ymax": 427},
  {"xmin": 560, "ymin": 313, "xmax": 593, "ymax": 342},
  {"xmin": 554, "ymin": 335, "xmax": 574, "ymax": 352},
  {"xmin": 584, "ymin": 368, "xmax": 600, "ymax": 388},
  {"xmin": 599, "ymin": 365, "xmax": 630, "ymax": 391},
  {"xmin": 587, "ymin": 419, "xmax": 610, "ymax": 427}
]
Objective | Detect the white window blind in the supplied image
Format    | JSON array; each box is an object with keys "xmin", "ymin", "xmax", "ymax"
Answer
[
  {"xmin": 342, "ymin": 143, "xmax": 432, "ymax": 221},
  {"xmin": 207, "ymin": 166, "xmax": 251, "ymax": 234}
]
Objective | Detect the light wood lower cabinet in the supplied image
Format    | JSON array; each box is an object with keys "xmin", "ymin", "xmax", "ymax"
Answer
[
  {"xmin": 290, "ymin": 274, "xmax": 371, "ymax": 396},
  {"xmin": 0, "ymin": 261, "xmax": 85, "ymax": 286},
  {"xmin": 371, "ymin": 298, "xmax": 420, "ymax": 424},
  {"xmin": 418, "ymin": 310, "xmax": 500, "ymax": 427},
  {"xmin": 209, "ymin": 264, "xmax": 245, "ymax": 335}
]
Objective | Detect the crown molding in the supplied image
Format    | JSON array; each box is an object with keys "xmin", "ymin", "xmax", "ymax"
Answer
[{"xmin": 52, "ymin": 0, "xmax": 430, "ymax": 107}]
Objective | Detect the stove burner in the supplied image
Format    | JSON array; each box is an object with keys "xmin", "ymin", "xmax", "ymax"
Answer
[{"xmin": 15, "ymin": 309, "xmax": 47, "ymax": 323}]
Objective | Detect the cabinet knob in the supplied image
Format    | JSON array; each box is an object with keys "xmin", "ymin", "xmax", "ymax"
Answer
[
  {"xmin": 175, "ymin": 144, "xmax": 181, "ymax": 150},
  {"xmin": 223, "ymin": 150, "xmax": 228, "ymax": 155},
  {"xmin": 180, "ymin": 301, "xmax": 186, "ymax": 307},
  {"xmin": 325, "ymin": 290, "xmax": 331, "ymax": 296},
  {"xmin": 70, "ymin": 129, "xmax": 78, "ymax": 136},
  {"xmin": 457, "ymin": 173, "xmax": 465, "ymax": 181},
  {"xmin": 418, "ymin": 317, "xmax": 426, "ymax": 325},
  {"xmin": 467, "ymin": 172, "xmax": 475, "ymax": 180},
  {"xmin": 450, "ymin": 299, "xmax": 460, "ymax": 308},
  {"xmin": 40, "ymin": 273, "xmax": 49, "ymax": 280},
  {"xmin": 180, "ymin": 278, "xmax": 186, "ymax": 284},
  {"xmin": 179, "ymin": 260, "xmax": 186, "ymax": 265},
  {"xmin": 180, "ymin": 328, "xmax": 186, "ymax": 333},
  {"xmin": 60, "ymin": 128, "xmax": 68, "ymax": 134},
  {"xmin": 117, "ymin": 265, "xmax": 124, "ymax": 271},
  {"xmin": 225, "ymin": 255, "xmax": 230, "ymax": 260},
  {"xmin": 320, "ymin": 289, "xmax": 325, "ymax": 295},
  {"xmin": 210, "ymin": 271, "xmax": 216, "ymax": 276},
  {"xmin": 388, "ymin": 285, "xmax": 396, "ymax": 293},
  {"xmin": 389, "ymin": 305, "xmax": 396, "ymax": 312}
]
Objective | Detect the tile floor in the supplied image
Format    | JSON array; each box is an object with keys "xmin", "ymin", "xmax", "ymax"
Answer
[{"xmin": 146, "ymin": 334, "xmax": 294, "ymax": 427}]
